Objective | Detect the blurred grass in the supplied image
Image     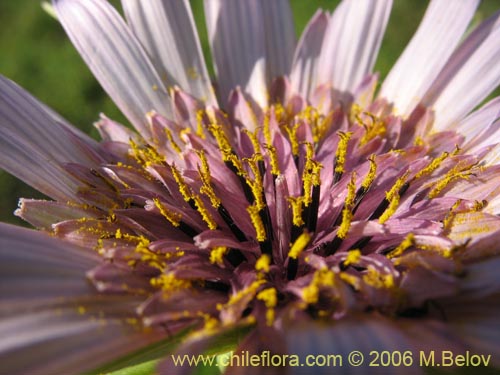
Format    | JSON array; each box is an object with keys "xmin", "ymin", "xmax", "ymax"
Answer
[{"xmin": 0, "ymin": 0, "xmax": 498, "ymax": 225}]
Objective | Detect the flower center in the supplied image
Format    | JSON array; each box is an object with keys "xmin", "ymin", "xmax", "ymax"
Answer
[{"xmin": 65, "ymin": 97, "xmax": 491, "ymax": 331}]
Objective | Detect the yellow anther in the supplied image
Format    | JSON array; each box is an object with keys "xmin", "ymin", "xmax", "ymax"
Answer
[
  {"xmin": 209, "ymin": 246, "xmax": 228, "ymax": 266},
  {"xmin": 192, "ymin": 194, "xmax": 218, "ymax": 230},
  {"xmin": 413, "ymin": 136, "xmax": 424, "ymax": 146},
  {"xmin": 256, "ymin": 287, "xmax": 277, "ymax": 326},
  {"xmin": 362, "ymin": 155, "xmax": 377, "ymax": 190},
  {"xmin": 220, "ymin": 280, "xmax": 264, "ymax": 311},
  {"xmin": 414, "ymin": 152, "xmax": 449, "ymax": 180},
  {"xmin": 150, "ymin": 273, "xmax": 191, "ymax": 295},
  {"xmin": 334, "ymin": 131, "xmax": 353, "ymax": 174},
  {"xmin": 362, "ymin": 266, "xmax": 395, "ymax": 289},
  {"xmin": 344, "ymin": 249, "xmax": 362, "ymax": 266},
  {"xmin": 255, "ymin": 254, "xmax": 271, "ymax": 273},
  {"xmin": 387, "ymin": 233, "xmax": 415, "ymax": 258},
  {"xmin": 288, "ymin": 196, "xmax": 305, "ymax": 227},
  {"xmin": 226, "ymin": 153, "xmax": 246, "ymax": 176},
  {"xmin": 153, "ymin": 198, "xmax": 181, "ymax": 227},
  {"xmin": 243, "ymin": 157, "xmax": 266, "ymax": 211},
  {"xmin": 428, "ymin": 165, "xmax": 473, "ymax": 199},
  {"xmin": 283, "ymin": 122, "xmax": 300, "ymax": 156},
  {"xmin": 288, "ymin": 231, "xmax": 311, "ymax": 259},
  {"xmin": 195, "ymin": 110, "xmax": 206, "ymax": 139},
  {"xmin": 170, "ymin": 165, "xmax": 192, "ymax": 202},
  {"xmin": 264, "ymin": 144, "xmax": 281, "ymax": 176},
  {"xmin": 263, "ymin": 111, "xmax": 272, "ymax": 145},
  {"xmin": 129, "ymin": 139, "xmax": 165, "ymax": 166},
  {"xmin": 247, "ymin": 204, "xmax": 266, "ymax": 241},
  {"xmin": 379, "ymin": 172, "xmax": 409, "ymax": 224},
  {"xmin": 357, "ymin": 112, "xmax": 386, "ymax": 146},
  {"xmin": 197, "ymin": 151, "xmax": 221, "ymax": 208},
  {"xmin": 164, "ymin": 128, "xmax": 182, "ymax": 153},
  {"xmin": 337, "ymin": 173, "xmax": 357, "ymax": 239},
  {"xmin": 115, "ymin": 228, "xmax": 122, "ymax": 239},
  {"xmin": 302, "ymin": 268, "xmax": 335, "ymax": 304},
  {"xmin": 208, "ymin": 124, "xmax": 233, "ymax": 158},
  {"xmin": 243, "ymin": 129, "xmax": 262, "ymax": 155}
]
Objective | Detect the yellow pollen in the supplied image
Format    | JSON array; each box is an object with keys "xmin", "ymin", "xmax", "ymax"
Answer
[
  {"xmin": 247, "ymin": 204, "xmax": 266, "ymax": 241},
  {"xmin": 334, "ymin": 131, "xmax": 353, "ymax": 174},
  {"xmin": 153, "ymin": 198, "xmax": 181, "ymax": 227},
  {"xmin": 208, "ymin": 124, "xmax": 233, "ymax": 159},
  {"xmin": 283, "ymin": 122, "xmax": 300, "ymax": 156},
  {"xmin": 209, "ymin": 246, "xmax": 228, "ymax": 266},
  {"xmin": 164, "ymin": 128, "xmax": 182, "ymax": 153},
  {"xmin": 264, "ymin": 144, "xmax": 281, "ymax": 176},
  {"xmin": 379, "ymin": 172, "xmax": 409, "ymax": 224},
  {"xmin": 195, "ymin": 110, "xmax": 206, "ymax": 139},
  {"xmin": 414, "ymin": 152, "xmax": 449, "ymax": 180},
  {"xmin": 428, "ymin": 165, "xmax": 474, "ymax": 199},
  {"xmin": 288, "ymin": 231, "xmax": 311, "ymax": 259},
  {"xmin": 356, "ymin": 112, "xmax": 386, "ymax": 146},
  {"xmin": 344, "ymin": 249, "xmax": 362, "ymax": 266},
  {"xmin": 197, "ymin": 150, "xmax": 221, "ymax": 208},
  {"xmin": 243, "ymin": 128, "xmax": 262, "ymax": 155},
  {"xmin": 363, "ymin": 266, "xmax": 395, "ymax": 289},
  {"xmin": 362, "ymin": 155, "xmax": 377, "ymax": 190},
  {"xmin": 192, "ymin": 194, "xmax": 218, "ymax": 230},
  {"xmin": 288, "ymin": 196, "xmax": 305, "ymax": 227},
  {"xmin": 388, "ymin": 233, "xmax": 415, "ymax": 258},
  {"xmin": 150, "ymin": 273, "xmax": 191, "ymax": 295},
  {"xmin": 170, "ymin": 165, "xmax": 192, "ymax": 202},
  {"xmin": 255, "ymin": 254, "xmax": 271, "ymax": 273},
  {"xmin": 256, "ymin": 287, "xmax": 277, "ymax": 326},
  {"xmin": 129, "ymin": 139, "xmax": 165, "ymax": 166},
  {"xmin": 337, "ymin": 173, "xmax": 357, "ymax": 239},
  {"xmin": 302, "ymin": 268, "xmax": 335, "ymax": 304},
  {"xmin": 221, "ymin": 280, "xmax": 264, "ymax": 311}
]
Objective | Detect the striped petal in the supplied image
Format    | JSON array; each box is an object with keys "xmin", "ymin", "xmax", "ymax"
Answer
[
  {"xmin": 290, "ymin": 10, "xmax": 329, "ymax": 99},
  {"xmin": 379, "ymin": 0, "xmax": 479, "ymax": 116},
  {"xmin": 53, "ymin": 0, "xmax": 171, "ymax": 138},
  {"xmin": 457, "ymin": 97, "xmax": 500, "ymax": 151},
  {"xmin": 0, "ymin": 75, "xmax": 102, "ymax": 200},
  {"xmin": 121, "ymin": 0, "xmax": 216, "ymax": 106},
  {"xmin": 204, "ymin": 0, "xmax": 267, "ymax": 108},
  {"xmin": 423, "ymin": 11, "xmax": 500, "ymax": 130},
  {"xmin": 318, "ymin": 0, "xmax": 393, "ymax": 94},
  {"xmin": 261, "ymin": 0, "xmax": 296, "ymax": 82},
  {"xmin": 0, "ymin": 223, "xmax": 165, "ymax": 374},
  {"xmin": 287, "ymin": 316, "xmax": 418, "ymax": 375}
]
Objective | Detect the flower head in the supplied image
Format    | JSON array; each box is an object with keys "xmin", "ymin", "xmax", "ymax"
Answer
[{"xmin": 1, "ymin": 0, "xmax": 500, "ymax": 374}]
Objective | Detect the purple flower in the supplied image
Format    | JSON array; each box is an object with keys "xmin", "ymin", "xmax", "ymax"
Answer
[{"xmin": 1, "ymin": 0, "xmax": 500, "ymax": 374}]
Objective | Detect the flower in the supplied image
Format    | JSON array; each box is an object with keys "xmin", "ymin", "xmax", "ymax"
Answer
[{"xmin": 1, "ymin": 0, "xmax": 500, "ymax": 374}]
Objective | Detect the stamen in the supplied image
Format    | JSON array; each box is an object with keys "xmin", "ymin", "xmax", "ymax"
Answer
[
  {"xmin": 333, "ymin": 131, "xmax": 353, "ymax": 183},
  {"xmin": 210, "ymin": 246, "xmax": 228, "ymax": 266},
  {"xmin": 287, "ymin": 231, "xmax": 311, "ymax": 280},
  {"xmin": 256, "ymin": 287, "xmax": 277, "ymax": 326},
  {"xmin": 247, "ymin": 204, "xmax": 266, "ymax": 242},
  {"xmin": 337, "ymin": 173, "xmax": 357, "ymax": 239},
  {"xmin": 387, "ymin": 233, "xmax": 415, "ymax": 258}
]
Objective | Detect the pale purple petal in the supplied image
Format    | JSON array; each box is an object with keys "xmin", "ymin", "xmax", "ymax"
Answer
[
  {"xmin": 53, "ymin": 0, "xmax": 171, "ymax": 138},
  {"xmin": 287, "ymin": 316, "xmax": 420, "ymax": 374},
  {"xmin": 0, "ymin": 76, "xmax": 103, "ymax": 200},
  {"xmin": 379, "ymin": 0, "xmax": 479, "ymax": 116},
  {"xmin": 261, "ymin": 0, "xmax": 296, "ymax": 82},
  {"xmin": 122, "ymin": 0, "xmax": 216, "ymax": 106},
  {"xmin": 204, "ymin": 0, "xmax": 267, "ymax": 107},
  {"xmin": 318, "ymin": 0, "xmax": 393, "ymax": 94},
  {"xmin": 290, "ymin": 10, "xmax": 329, "ymax": 99},
  {"xmin": 457, "ymin": 97, "xmax": 500, "ymax": 149},
  {"xmin": 423, "ymin": 11, "xmax": 500, "ymax": 129}
]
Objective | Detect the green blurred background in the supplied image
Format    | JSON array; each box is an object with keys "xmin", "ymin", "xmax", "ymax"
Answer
[{"xmin": 0, "ymin": 0, "xmax": 498, "ymax": 226}]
